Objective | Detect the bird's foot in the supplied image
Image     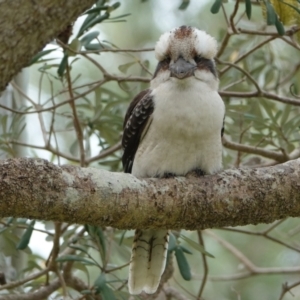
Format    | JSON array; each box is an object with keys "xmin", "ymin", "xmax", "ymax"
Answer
[
  {"xmin": 162, "ymin": 172, "xmax": 176, "ymax": 178},
  {"xmin": 188, "ymin": 168, "xmax": 205, "ymax": 177}
]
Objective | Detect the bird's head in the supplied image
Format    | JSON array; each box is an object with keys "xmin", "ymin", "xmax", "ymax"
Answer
[{"xmin": 151, "ymin": 26, "xmax": 219, "ymax": 90}]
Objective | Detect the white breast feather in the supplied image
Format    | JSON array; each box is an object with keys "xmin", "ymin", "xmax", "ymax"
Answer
[{"xmin": 132, "ymin": 77, "xmax": 225, "ymax": 178}]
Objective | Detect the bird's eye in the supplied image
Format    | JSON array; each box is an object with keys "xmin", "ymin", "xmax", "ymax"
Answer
[{"xmin": 194, "ymin": 55, "xmax": 203, "ymax": 63}]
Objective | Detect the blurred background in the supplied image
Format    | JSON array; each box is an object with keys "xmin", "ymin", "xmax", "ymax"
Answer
[{"xmin": 0, "ymin": 0, "xmax": 300, "ymax": 299}]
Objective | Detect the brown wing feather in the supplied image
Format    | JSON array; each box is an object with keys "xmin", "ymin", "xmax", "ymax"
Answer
[{"xmin": 122, "ymin": 90, "xmax": 154, "ymax": 173}]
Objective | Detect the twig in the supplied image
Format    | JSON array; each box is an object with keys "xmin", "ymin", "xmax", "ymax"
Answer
[
  {"xmin": 66, "ymin": 62, "xmax": 85, "ymax": 166},
  {"xmin": 229, "ymin": 0, "xmax": 240, "ymax": 34},
  {"xmin": 278, "ymin": 280, "xmax": 300, "ymax": 300},
  {"xmin": 222, "ymin": 136, "xmax": 288, "ymax": 162},
  {"xmin": 0, "ymin": 268, "xmax": 50, "ymax": 291},
  {"xmin": 197, "ymin": 231, "xmax": 208, "ymax": 300}
]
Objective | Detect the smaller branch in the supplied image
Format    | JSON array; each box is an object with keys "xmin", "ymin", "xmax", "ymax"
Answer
[
  {"xmin": 219, "ymin": 227, "xmax": 300, "ymax": 253},
  {"xmin": 219, "ymin": 36, "xmax": 277, "ymax": 76},
  {"xmin": 164, "ymin": 287, "xmax": 190, "ymax": 300},
  {"xmin": 0, "ymin": 79, "xmax": 108, "ymax": 115},
  {"xmin": 278, "ymin": 280, "xmax": 300, "ymax": 300},
  {"xmin": 238, "ymin": 26, "xmax": 300, "ymax": 37},
  {"xmin": 222, "ymin": 136, "xmax": 287, "ymax": 162},
  {"xmin": 219, "ymin": 90, "xmax": 300, "ymax": 106},
  {"xmin": 217, "ymin": 59, "xmax": 261, "ymax": 92},
  {"xmin": 87, "ymin": 141, "xmax": 122, "ymax": 163},
  {"xmin": 82, "ymin": 47, "xmax": 154, "ymax": 53},
  {"xmin": 0, "ymin": 268, "xmax": 50, "ymax": 291},
  {"xmin": 262, "ymin": 219, "xmax": 285, "ymax": 235},
  {"xmin": 229, "ymin": 0, "xmax": 240, "ymax": 34},
  {"xmin": 10, "ymin": 140, "xmax": 80, "ymax": 162},
  {"xmin": 197, "ymin": 231, "xmax": 208, "ymax": 300},
  {"xmin": 217, "ymin": 32, "xmax": 231, "ymax": 58},
  {"xmin": 206, "ymin": 230, "xmax": 300, "ymax": 281},
  {"xmin": 66, "ymin": 63, "xmax": 85, "ymax": 166}
]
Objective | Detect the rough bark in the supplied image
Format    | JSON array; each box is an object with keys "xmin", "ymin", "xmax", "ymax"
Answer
[
  {"xmin": 0, "ymin": 0, "xmax": 96, "ymax": 92},
  {"xmin": 0, "ymin": 158, "xmax": 299, "ymax": 230}
]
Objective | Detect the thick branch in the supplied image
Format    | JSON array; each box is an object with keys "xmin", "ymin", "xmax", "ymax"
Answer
[
  {"xmin": 0, "ymin": 158, "xmax": 299, "ymax": 229},
  {"xmin": 0, "ymin": 0, "xmax": 96, "ymax": 92}
]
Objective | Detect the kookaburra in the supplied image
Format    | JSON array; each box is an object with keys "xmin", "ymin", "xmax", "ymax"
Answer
[{"xmin": 122, "ymin": 26, "xmax": 225, "ymax": 295}]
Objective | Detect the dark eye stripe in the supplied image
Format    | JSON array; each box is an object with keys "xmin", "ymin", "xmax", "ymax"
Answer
[{"xmin": 195, "ymin": 57, "xmax": 217, "ymax": 78}]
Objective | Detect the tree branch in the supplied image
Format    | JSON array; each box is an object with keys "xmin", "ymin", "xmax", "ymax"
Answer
[
  {"xmin": 0, "ymin": 158, "xmax": 299, "ymax": 230},
  {"xmin": 0, "ymin": 0, "xmax": 96, "ymax": 93}
]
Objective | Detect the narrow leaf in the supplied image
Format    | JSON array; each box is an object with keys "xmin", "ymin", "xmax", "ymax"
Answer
[
  {"xmin": 80, "ymin": 13, "xmax": 110, "ymax": 35},
  {"xmin": 110, "ymin": 2, "xmax": 121, "ymax": 10},
  {"xmin": 84, "ymin": 6, "xmax": 109, "ymax": 15},
  {"xmin": 16, "ymin": 220, "xmax": 35, "ymax": 250},
  {"xmin": 265, "ymin": 1, "xmax": 276, "ymax": 25},
  {"xmin": 275, "ymin": 16, "xmax": 285, "ymax": 35},
  {"xmin": 78, "ymin": 13, "xmax": 98, "ymax": 37},
  {"xmin": 29, "ymin": 49, "xmax": 56, "ymax": 65},
  {"xmin": 57, "ymin": 54, "xmax": 68, "ymax": 77},
  {"xmin": 178, "ymin": 0, "xmax": 190, "ymax": 10},
  {"xmin": 101, "ymin": 285, "xmax": 117, "ymax": 300},
  {"xmin": 56, "ymin": 255, "xmax": 96, "ymax": 266},
  {"xmin": 179, "ymin": 234, "xmax": 214, "ymax": 258},
  {"xmin": 210, "ymin": 0, "xmax": 222, "ymax": 14},
  {"xmin": 66, "ymin": 38, "xmax": 82, "ymax": 56},
  {"xmin": 84, "ymin": 43, "xmax": 104, "ymax": 51},
  {"xmin": 168, "ymin": 232, "xmax": 177, "ymax": 252},
  {"xmin": 94, "ymin": 273, "xmax": 106, "ymax": 294},
  {"xmin": 118, "ymin": 61, "xmax": 136, "ymax": 74},
  {"xmin": 108, "ymin": 13, "xmax": 131, "ymax": 20},
  {"xmin": 245, "ymin": 0, "xmax": 252, "ymax": 19},
  {"xmin": 119, "ymin": 230, "xmax": 127, "ymax": 246},
  {"xmin": 175, "ymin": 247, "xmax": 192, "ymax": 281},
  {"xmin": 80, "ymin": 31, "xmax": 100, "ymax": 46},
  {"xmin": 179, "ymin": 245, "xmax": 193, "ymax": 255}
]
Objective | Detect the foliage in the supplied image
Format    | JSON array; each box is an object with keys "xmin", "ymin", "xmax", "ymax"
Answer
[{"xmin": 0, "ymin": 0, "xmax": 300, "ymax": 299}]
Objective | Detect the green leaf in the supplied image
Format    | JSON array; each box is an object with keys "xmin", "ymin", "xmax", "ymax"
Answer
[
  {"xmin": 178, "ymin": 0, "xmax": 190, "ymax": 10},
  {"xmin": 56, "ymin": 255, "xmax": 97, "ymax": 265},
  {"xmin": 275, "ymin": 16, "xmax": 285, "ymax": 35},
  {"xmin": 84, "ymin": 43, "xmax": 104, "ymax": 51},
  {"xmin": 179, "ymin": 234, "xmax": 214, "ymax": 258},
  {"xmin": 175, "ymin": 247, "xmax": 191, "ymax": 281},
  {"xmin": 80, "ymin": 31, "xmax": 100, "ymax": 46},
  {"xmin": 245, "ymin": 0, "xmax": 252, "ymax": 19},
  {"xmin": 16, "ymin": 220, "xmax": 35, "ymax": 250},
  {"xmin": 101, "ymin": 285, "xmax": 116, "ymax": 300},
  {"xmin": 29, "ymin": 49, "xmax": 56, "ymax": 65},
  {"xmin": 265, "ymin": 1, "xmax": 277, "ymax": 25},
  {"xmin": 57, "ymin": 54, "xmax": 68, "ymax": 77},
  {"xmin": 107, "ymin": 13, "xmax": 131, "ymax": 20},
  {"xmin": 119, "ymin": 230, "xmax": 127, "ymax": 246},
  {"xmin": 78, "ymin": 12, "xmax": 99, "ymax": 37},
  {"xmin": 210, "ymin": 0, "xmax": 222, "ymax": 14},
  {"xmin": 109, "ymin": 2, "xmax": 121, "ymax": 11},
  {"xmin": 66, "ymin": 38, "xmax": 82, "ymax": 56},
  {"xmin": 85, "ymin": 225, "xmax": 106, "ymax": 257},
  {"xmin": 179, "ymin": 245, "xmax": 193, "ymax": 255},
  {"xmin": 168, "ymin": 232, "xmax": 177, "ymax": 252},
  {"xmin": 79, "ymin": 13, "xmax": 110, "ymax": 36},
  {"xmin": 118, "ymin": 61, "xmax": 136, "ymax": 74},
  {"xmin": 84, "ymin": 6, "xmax": 109, "ymax": 15},
  {"xmin": 68, "ymin": 244, "xmax": 89, "ymax": 254},
  {"xmin": 94, "ymin": 273, "xmax": 106, "ymax": 294}
]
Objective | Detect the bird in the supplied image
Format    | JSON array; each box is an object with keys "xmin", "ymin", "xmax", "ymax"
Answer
[{"xmin": 122, "ymin": 25, "xmax": 225, "ymax": 295}]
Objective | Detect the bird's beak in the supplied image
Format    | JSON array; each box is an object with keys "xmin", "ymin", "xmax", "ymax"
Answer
[{"xmin": 169, "ymin": 57, "xmax": 196, "ymax": 79}]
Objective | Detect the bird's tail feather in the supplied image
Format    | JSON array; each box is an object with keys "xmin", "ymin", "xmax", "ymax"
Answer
[{"xmin": 128, "ymin": 229, "xmax": 169, "ymax": 295}]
